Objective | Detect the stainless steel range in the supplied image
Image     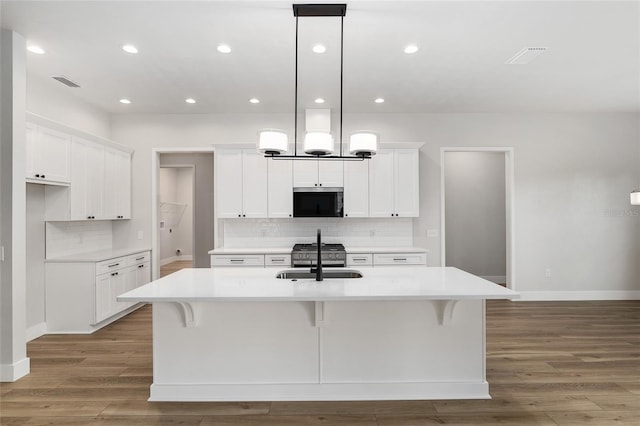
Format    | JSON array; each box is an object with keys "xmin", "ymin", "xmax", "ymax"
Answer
[{"xmin": 291, "ymin": 243, "xmax": 346, "ymax": 268}]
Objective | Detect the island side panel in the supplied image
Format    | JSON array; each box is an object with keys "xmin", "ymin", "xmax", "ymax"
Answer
[
  {"xmin": 152, "ymin": 301, "xmax": 320, "ymax": 384},
  {"xmin": 321, "ymin": 300, "xmax": 485, "ymax": 383}
]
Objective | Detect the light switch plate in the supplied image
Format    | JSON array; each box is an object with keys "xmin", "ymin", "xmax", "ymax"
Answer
[
  {"xmin": 427, "ymin": 229, "xmax": 439, "ymax": 238},
  {"xmin": 137, "ymin": 231, "xmax": 143, "ymax": 240}
]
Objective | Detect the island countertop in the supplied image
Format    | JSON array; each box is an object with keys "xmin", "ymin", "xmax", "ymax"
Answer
[{"xmin": 118, "ymin": 266, "xmax": 518, "ymax": 303}]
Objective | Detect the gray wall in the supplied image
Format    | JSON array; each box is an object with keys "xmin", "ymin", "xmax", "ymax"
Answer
[
  {"xmin": 159, "ymin": 154, "xmax": 213, "ymax": 268},
  {"xmin": 444, "ymin": 152, "xmax": 506, "ymax": 280}
]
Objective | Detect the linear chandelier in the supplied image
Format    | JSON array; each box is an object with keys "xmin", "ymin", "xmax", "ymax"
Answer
[{"xmin": 257, "ymin": 3, "xmax": 378, "ymax": 161}]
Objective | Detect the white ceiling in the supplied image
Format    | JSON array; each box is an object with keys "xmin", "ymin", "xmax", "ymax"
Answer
[{"xmin": 2, "ymin": 1, "xmax": 639, "ymax": 114}]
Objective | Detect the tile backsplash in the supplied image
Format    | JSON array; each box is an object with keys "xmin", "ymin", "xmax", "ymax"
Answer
[
  {"xmin": 46, "ymin": 221, "xmax": 113, "ymax": 258},
  {"xmin": 222, "ymin": 218, "xmax": 413, "ymax": 248}
]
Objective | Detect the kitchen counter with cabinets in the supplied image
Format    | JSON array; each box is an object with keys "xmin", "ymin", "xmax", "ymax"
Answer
[{"xmin": 119, "ymin": 266, "xmax": 517, "ymax": 402}]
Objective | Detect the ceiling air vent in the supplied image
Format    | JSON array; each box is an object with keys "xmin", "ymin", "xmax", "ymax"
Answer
[
  {"xmin": 505, "ymin": 47, "xmax": 547, "ymax": 65},
  {"xmin": 52, "ymin": 75, "xmax": 80, "ymax": 88}
]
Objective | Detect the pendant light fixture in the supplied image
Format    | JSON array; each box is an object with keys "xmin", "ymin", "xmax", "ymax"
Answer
[
  {"xmin": 257, "ymin": 3, "xmax": 377, "ymax": 160},
  {"xmin": 631, "ymin": 190, "xmax": 640, "ymax": 205}
]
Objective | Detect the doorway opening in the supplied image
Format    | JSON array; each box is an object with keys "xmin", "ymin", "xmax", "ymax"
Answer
[
  {"xmin": 440, "ymin": 147, "xmax": 515, "ymax": 290},
  {"xmin": 158, "ymin": 165, "xmax": 194, "ymax": 275}
]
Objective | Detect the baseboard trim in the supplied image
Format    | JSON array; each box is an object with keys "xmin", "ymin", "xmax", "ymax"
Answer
[
  {"xmin": 480, "ymin": 276, "xmax": 507, "ymax": 284},
  {"xmin": 518, "ymin": 290, "xmax": 640, "ymax": 301},
  {"xmin": 0, "ymin": 357, "xmax": 30, "ymax": 382},
  {"xmin": 26, "ymin": 322, "xmax": 47, "ymax": 342},
  {"xmin": 160, "ymin": 255, "xmax": 193, "ymax": 266}
]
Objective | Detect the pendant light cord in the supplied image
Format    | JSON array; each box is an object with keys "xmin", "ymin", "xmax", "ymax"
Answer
[
  {"xmin": 339, "ymin": 15, "xmax": 344, "ymax": 157},
  {"xmin": 294, "ymin": 15, "xmax": 299, "ymax": 156}
]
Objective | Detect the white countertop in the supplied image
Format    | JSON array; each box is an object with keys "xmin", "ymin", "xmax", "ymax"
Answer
[
  {"xmin": 45, "ymin": 247, "xmax": 151, "ymax": 263},
  {"xmin": 208, "ymin": 246, "xmax": 428, "ymax": 255},
  {"xmin": 119, "ymin": 267, "xmax": 517, "ymax": 303}
]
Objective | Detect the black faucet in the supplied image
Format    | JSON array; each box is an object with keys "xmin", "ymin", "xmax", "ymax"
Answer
[{"xmin": 311, "ymin": 228, "xmax": 323, "ymax": 281}]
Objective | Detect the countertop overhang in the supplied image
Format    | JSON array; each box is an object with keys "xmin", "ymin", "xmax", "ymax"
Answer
[{"xmin": 118, "ymin": 267, "xmax": 518, "ymax": 303}]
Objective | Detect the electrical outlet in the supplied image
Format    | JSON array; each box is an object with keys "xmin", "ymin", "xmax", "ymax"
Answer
[
  {"xmin": 137, "ymin": 231, "xmax": 143, "ymax": 240},
  {"xmin": 545, "ymin": 268, "xmax": 551, "ymax": 278},
  {"xmin": 0, "ymin": 246, "xmax": 4, "ymax": 261},
  {"xmin": 427, "ymin": 229, "xmax": 439, "ymax": 238}
]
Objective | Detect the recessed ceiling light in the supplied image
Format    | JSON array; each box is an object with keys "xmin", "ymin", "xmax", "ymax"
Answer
[
  {"xmin": 217, "ymin": 44, "xmax": 232, "ymax": 54},
  {"xmin": 314, "ymin": 98, "xmax": 325, "ymax": 104},
  {"xmin": 119, "ymin": 98, "xmax": 131, "ymax": 104},
  {"xmin": 312, "ymin": 44, "xmax": 326, "ymax": 54},
  {"xmin": 403, "ymin": 44, "xmax": 419, "ymax": 54},
  {"xmin": 122, "ymin": 44, "xmax": 138, "ymax": 54},
  {"xmin": 185, "ymin": 98, "xmax": 196, "ymax": 104},
  {"xmin": 27, "ymin": 45, "xmax": 45, "ymax": 54},
  {"xmin": 249, "ymin": 98, "xmax": 260, "ymax": 104},
  {"xmin": 374, "ymin": 98, "xmax": 385, "ymax": 104}
]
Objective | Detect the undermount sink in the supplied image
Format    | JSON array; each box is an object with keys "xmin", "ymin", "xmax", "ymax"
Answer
[{"xmin": 276, "ymin": 269, "xmax": 363, "ymax": 279}]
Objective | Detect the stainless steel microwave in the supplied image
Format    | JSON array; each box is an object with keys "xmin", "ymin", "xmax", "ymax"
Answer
[{"xmin": 293, "ymin": 187, "xmax": 344, "ymax": 218}]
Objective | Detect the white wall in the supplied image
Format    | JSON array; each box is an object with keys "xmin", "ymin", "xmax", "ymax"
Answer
[
  {"xmin": 25, "ymin": 184, "xmax": 45, "ymax": 337},
  {"xmin": 111, "ymin": 112, "xmax": 640, "ymax": 297},
  {"xmin": 444, "ymin": 152, "xmax": 506, "ymax": 281},
  {"xmin": 27, "ymin": 75, "xmax": 111, "ymax": 139}
]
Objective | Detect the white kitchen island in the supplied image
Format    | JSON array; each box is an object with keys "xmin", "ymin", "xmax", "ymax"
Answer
[{"xmin": 118, "ymin": 267, "xmax": 517, "ymax": 401}]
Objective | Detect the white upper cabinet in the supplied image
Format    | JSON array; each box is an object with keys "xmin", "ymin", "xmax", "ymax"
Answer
[
  {"xmin": 293, "ymin": 160, "xmax": 343, "ymax": 187},
  {"xmin": 104, "ymin": 147, "xmax": 132, "ymax": 220},
  {"xmin": 68, "ymin": 137, "xmax": 105, "ymax": 220},
  {"xmin": 26, "ymin": 123, "xmax": 71, "ymax": 185},
  {"xmin": 369, "ymin": 148, "xmax": 419, "ymax": 218},
  {"xmin": 216, "ymin": 149, "xmax": 268, "ymax": 218},
  {"xmin": 268, "ymin": 159, "xmax": 293, "ymax": 218},
  {"xmin": 343, "ymin": 159, "xmax": 369, "ymax": 217}
]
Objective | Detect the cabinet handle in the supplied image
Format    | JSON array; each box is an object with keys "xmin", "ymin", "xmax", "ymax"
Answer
[
  {"xmin": 108, "ymin": 263, "xmax": 120, "ymax": 268},
  {"xmin": 111, "ymin": 272, "xmax": 119, "ymax": 276},
  {"xmin": 393, "ymin": 258, "xmax": 407, "ymax": 262},
  {"xmin": 230, "ymin": 259, "xmax": 245, "ymax": 263},
  {"xmin": 135, "ymin": 257, "xmax": 145, "ymax": 261},
  {"xmin": 271, "ymin": 258, "xmax": 284, "ymax": 262},
  {"xmin": 353, "ymin": 258, "xmax": 367, "ymax": 261}
]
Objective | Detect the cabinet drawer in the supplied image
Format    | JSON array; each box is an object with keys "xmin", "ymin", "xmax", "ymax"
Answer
[
  {"xmin": 96, "ymin": 256, "xmax": 127, "ymax": 275},
  {"xmin": 347, "ymin": 253, "xmax": 373, "ymax": 266},
  {"xmin": 265, "ymin": 254, "xmax": 291, "ymax": 267},
  {"xmin": 211, "ymin": 254, "xmax": 265, "ymax": 267},
  {"xmin": 373, "ymin": 253, "xmax": 426, "ymax": 266},
  {"xmin": 127, "ymin": 251, "xmax": 150, "ymax": 266}
]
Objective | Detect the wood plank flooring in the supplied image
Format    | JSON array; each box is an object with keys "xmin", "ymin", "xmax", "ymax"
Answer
[
  {"xmin": 160, "ymin": 260, "xmax": 193, "ymax": 277},
  {"xmin": 1, "ymin": 299, "xmax": 639, "ymax": 425}
]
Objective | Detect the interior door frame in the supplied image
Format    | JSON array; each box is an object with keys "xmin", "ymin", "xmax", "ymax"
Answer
[
  {"xmin": 151, "ymin": 147, "xmax": 214, "ymax": 280},
  {"xmin": 440, "ymin": 147, "xmax": 515, "ymax": 290}
]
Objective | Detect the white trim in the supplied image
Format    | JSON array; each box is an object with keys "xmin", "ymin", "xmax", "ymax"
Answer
[
  {"xmin": 440, "ymin": 147, "xmax": 516, "ymax": 292},
  {"xmin": 26, "ymin": 322, "xmax": 46, "ymax": 342},
  {"xmin": 160, "ymin": 255, "xmax": 193, "ymax": 266},
  {"xmin": 152, "ymin": 148, "xmax": 214, "ymax": 280},
  {"xmin": 517, "ymin": 291, "xmax": 640, "ymax": 301},
  {"xmin": 0, "ymin": 357, "xmax": 30, "ymax": 382},
  {"xmin": 149, "ymin": 381, "xmax": 490, "ymax": 402},
  {"xmin": 480, "ymin": 276, "xmax": 507, "ymax": 284}
]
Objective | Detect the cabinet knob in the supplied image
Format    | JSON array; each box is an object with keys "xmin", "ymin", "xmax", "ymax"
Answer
[
  {"xmin": 35, "ymin": 174, "xmax": 40, "ymax": 178},
  {"xmin": 289, "ymin": 214, "xmax": 292, "ymax": 217},
  {"xmin": 42, "ymin": 175, "xmax": 45, "ymax": 178},
  {"xmin": 395, "ymin": 214, "xmax": 399, "ymax": 217},
  {"xmin": 238, "ymin": 214, "xmax": 241, "ymax": 217},
  {"xmin": 391, "ymin": 213, "xmax": 394, "ymax": 217},
  {"xmin": 345, "ymin": 214, "xmax": 348, "ymax": 217},
  {"xmin": 314, "ymin": 184, "xmax": 318, "ymax": 187},
  {"xmin": 242, "ymin": 214, "xmax": 246, "ymax": 217},
  {"xmin": 319, "ymin": 183, "xmax": 322, "ymax": 187}
]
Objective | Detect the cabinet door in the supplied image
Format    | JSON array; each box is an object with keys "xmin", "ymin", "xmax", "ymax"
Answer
[
  {"xmin": 95, "ymin": 273, "xmax": 112, "ymax": 323},
  {"xmin": 241, "ymin": 150, "xmax": 268, "ymax": 218},
  {"xmin": 368, "ymin": 149, "xmax": 395, "ymax": 217},
  {"xmin": 318, "ymin": 161, "xmax": 343, "ymax": 187},
  {"xmin": 34, "ymin": 126, "xmax": 71, "ymax": 183},
  {"xmin": 135, "ymin": 262, "xmax": 151, "ymax": 287},
  {"xmin": 69, "ymin": 138, "xmax": 88, "ymax": 220},
  {"xmin": 268, "ymin": 159, "xmax": 293, "ymax": 218},
  {"xmin": 103, "ymin": 148, "xmax": 120, "ymax": 219},
  {"xmin": 293, "ymin": 160, "xmax": 318, "ymax": 187},
  {"xmin": 216, "ymin": 149, "xmax": 243, "ymax": 218},
  {"xmin": 394, "ymin": 149, "xmax": 420, "ymax": 217},
  {"xmin": 85, "ymin": 142, "xmax": 105, "ymax": 219},
  {"xmin": 112, "ymin": 150, "xmax": 131, "ymax": 219},
  {"xmin": 344, "ymin": 159, "xmax": 369, "ymax": 217},
  {"xmin": 25, "ymin": 122, "xmax": 38, "ymax": 178},
  {"xmin": 109, "ymin": 271, "xmax": 128, "ymax": 315}
]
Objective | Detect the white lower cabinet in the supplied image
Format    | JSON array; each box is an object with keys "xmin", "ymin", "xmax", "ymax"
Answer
[
  {"xmin": 373, "ymin": 252, "xmax": 427, "ymax": 266},
  {"xmin": 210, "ymin": 254, "xmax": 265, "ymax": 267},
  {"xmin": 45, "ymin": 250, "xmax": 151, "ymax": 333}
]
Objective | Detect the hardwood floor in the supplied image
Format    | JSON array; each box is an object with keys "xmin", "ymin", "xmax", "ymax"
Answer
[
  {"xmin": 160, "ymin": 260, "xmax": 193, "ymax": 277},
  {"xmin": 1, "ymin": 300, "xmax": 639, "ymax": 425}
]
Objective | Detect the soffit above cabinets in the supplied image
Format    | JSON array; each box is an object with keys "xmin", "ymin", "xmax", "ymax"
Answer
[{"xmin": 3, "ymin": 1, "xmax": 639, "ymax": 114}]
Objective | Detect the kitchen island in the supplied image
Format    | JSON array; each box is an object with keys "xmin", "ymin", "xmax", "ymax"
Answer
[{"xmin": 118, "ymin": 267, "xmax": 517, "ymax": 401}]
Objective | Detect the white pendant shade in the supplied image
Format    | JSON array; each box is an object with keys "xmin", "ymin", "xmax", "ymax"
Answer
[
  {"xmin": 631, "ymin": 190, "xmax": 640, "ymax": 205},
  {"xmin": 304, "ymin": 131, "xmax": 334, "ymax": 155},
  {"xmin": 257, "ymin": 130, "xmax": 288, "ymax": 155},
  {"xmin": 349, "ymin": 132, "xmax": 378, "ymax": 156}
]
